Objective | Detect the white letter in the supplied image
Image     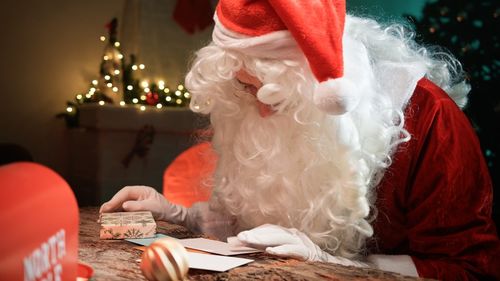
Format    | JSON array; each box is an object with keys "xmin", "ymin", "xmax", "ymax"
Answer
[
  {"xmin": 56, "ymin": 230, "xmax": 66, "ymax": 259},
  {"xmin": 23, "ymin": 254, "xmax": 35, "ymax": 281},
  {"xmin": 53, "ymin": 263, "xmax": 62, "ymax": 281},
  {"xmin": 33, "ymin": 248, "xmax": 42, "ymax": 279},
  {"xmin": 41, "ymin": 243, "xmax": 50, "ymax": 273},
  {"xmin": 48, "ymin": 235, "xmax": 57, "ymax": 266}
]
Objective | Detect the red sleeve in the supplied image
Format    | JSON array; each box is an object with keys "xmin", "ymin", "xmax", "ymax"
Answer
[{"xmin": 374, "ymin": 79, "xmax": 500, "ymax": 280}]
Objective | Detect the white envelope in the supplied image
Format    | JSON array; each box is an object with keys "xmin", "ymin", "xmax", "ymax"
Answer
[{"xmin": 126, "ymin": 234, "xmax": 257, "ymax": 272}]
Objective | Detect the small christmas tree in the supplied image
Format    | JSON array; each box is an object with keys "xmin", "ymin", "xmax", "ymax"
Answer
[
  {"xmin": 58, "ymin": 18, "xmax": 192, "ymax": 127},
  {"xmin": 98, "ymin": 18, "xmax": 124, "ymax": 104},
  {"xmin": 122, "ymin": 54, "xmax": 141, "ymax": 105}
]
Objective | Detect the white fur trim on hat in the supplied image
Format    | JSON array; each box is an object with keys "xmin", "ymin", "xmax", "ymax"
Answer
[
  {"xmin": 212, "ymin": 15, "xmax": 302, "ymax": 60},
  {"xmin": 313, "ymin": 78, "xmax": 360, "ymax": 115}
]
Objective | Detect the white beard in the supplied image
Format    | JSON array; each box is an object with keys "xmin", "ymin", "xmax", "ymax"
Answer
[
  {"xmin": 184, "ymin": 17, "xmax": 457, "ymax": 256},
  {"xmin": 208, "ymin": 86, "xmax": 374, "ymax": 256}
]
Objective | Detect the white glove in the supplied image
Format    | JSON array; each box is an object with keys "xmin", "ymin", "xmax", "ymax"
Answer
[
  {"xmin": 236, "ymin": 224, "xmax": 369, "ymax": 267},
  {"xmin": 237, "ymin": 224, "xmax": 419, "ymax": 276},
  {"xmin": 99, "ymin": 185, "xmax": 188, "ymax": 225},
  {"xmin": 100, "ymin": 186, "xmax": 237, "ymax": 240}
]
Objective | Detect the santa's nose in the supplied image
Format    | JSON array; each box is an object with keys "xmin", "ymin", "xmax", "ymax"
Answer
[
  {"xmin": 244, "ymin": 85, "xmax": 273, "ymax": 118},
  {"xmin": 256, "ymin": 99, "xmax": 273, "ymax": 117},
  {"xmin": 235, "ymin": 69, "xmax": 275, "ymax": 117}
]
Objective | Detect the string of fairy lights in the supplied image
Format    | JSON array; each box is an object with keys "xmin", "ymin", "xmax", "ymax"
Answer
[{"xmin": 60, "ymin": 18, "xmax": 191, "ymax": 127}]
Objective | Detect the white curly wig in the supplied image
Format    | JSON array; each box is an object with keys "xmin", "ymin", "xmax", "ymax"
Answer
[{"xmin": 185, "ymin": 15, "xmax": 469, "ymax": 258}]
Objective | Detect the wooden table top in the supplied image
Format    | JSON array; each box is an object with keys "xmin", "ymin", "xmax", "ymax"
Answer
[{"xmin": 79, "ymin": 207, "xmax": 432, "ymax": 281}]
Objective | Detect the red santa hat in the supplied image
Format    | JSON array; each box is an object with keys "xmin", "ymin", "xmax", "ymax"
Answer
[{"xmin": 212, "ymin": 0, "xmax": 360, "ymax": 115}]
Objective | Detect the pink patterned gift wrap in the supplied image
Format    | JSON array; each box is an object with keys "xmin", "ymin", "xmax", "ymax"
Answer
[{"xmin": 99, "ymin": 211, "xmax": 157, "ymax": 239}]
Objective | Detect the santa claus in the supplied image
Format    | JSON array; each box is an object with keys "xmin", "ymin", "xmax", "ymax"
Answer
[{"xmin": 100, "ymin": 0, "xmax": 500, "ymax": 279}]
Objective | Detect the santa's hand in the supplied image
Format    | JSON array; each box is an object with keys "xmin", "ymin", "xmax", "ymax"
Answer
[
  {"xmin": 236, "ymin": 224, "xmax": 368, "ymax": 267},
  {"xmin": 99, "ymin": 185, "xmax": 188, "ymax": 224}
]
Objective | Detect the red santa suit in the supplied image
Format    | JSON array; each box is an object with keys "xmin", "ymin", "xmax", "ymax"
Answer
[
  {"xmin": 163, "ymin": 0, "xmax": 500, "ymax": 279},
  {"xmin": 163, "ymin": 78, "xmax": 500, "ymax": 280},
  {"xmin": 371, "ymin": 78, "xmax": 500, "ymax": 280}
]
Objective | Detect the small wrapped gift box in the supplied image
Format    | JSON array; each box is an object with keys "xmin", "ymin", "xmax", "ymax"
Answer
[{"xmin": 100, "ymin": 211, "xmax": 156, "ymax": 239}]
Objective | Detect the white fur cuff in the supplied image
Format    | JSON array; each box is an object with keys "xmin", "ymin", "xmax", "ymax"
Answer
[{"xmin": 367, "ymin": 254, "xmax": 419, "ymax": 277}]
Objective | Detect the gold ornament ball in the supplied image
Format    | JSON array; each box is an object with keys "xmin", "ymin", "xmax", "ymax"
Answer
[{"xmin": 140, "ymin": 238, "xmax": 189, "ymax": 281}]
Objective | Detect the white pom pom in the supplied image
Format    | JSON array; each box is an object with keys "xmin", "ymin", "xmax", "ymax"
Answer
[{"xmin": 313, "ymin": 78, "xmax": 360, "ymax": 115}]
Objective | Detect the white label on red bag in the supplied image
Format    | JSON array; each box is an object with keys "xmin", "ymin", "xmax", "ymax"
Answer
[{"xmin": 23, "ymin": 229, "xmax": 66, "ymax": 281}]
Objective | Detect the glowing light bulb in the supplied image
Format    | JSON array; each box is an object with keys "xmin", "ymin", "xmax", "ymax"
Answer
[
  {"xmin": 86, "ymin": 94, "xmax": 92, "ymax": 98},
  {"xmin": 158, "ymin": 80, "xmax": 165, "ymax": 90},
  {"xmin": 139, "ymin": 64, "xmax": 145, "ymax": 69},
  {"xmin": 132, "ymin": 98, "xmax": 139, "ymax": 104},
  {"xmin": 156, "ymin": 104, "xmax": 163, "ymax": 109},
  {"xmin": 76, "ymin": 94, "xmax": 83, "ymax": 100},
  {"xmin": 104, "ymin": 75, "xmax": 111, "ymax": 80},
  {"xmin": 112, "ymin": 87, "xmax": 118, "ymax": 92},
  {"xmin": 140, "ymin": 95, "xmax": 147, "ymax": 101},
  {"xmin": 114, "ymin": 42, "xmax": 121, "ymax": 47},
  {"xmin": 92, "ymin": 80, "xmax": 98, "ymax": 86},
  {"xmin": 103, "ymin": 55, "xmax": 109, "ymax": 61},
  {"xmin": 132, "ymin": 65, "xmax": 138, "ymax": 71},
  {"xmin": 120, "ymin": 101, "xmax": 126, "ymax": 106},
  {"xmin": 176, "ymin": 99, "xmax": 182, "ymax": 105},
  {"xmin": 175, "ymin": 90, "xmax": 181, "ymax": 96},
  {"xmin": 141, "ymin": 81, "xmax": 149, "ymax": 88},
  {"xmin": 144, "ymin": 87, "xmax": 150, "ymax": 93},
  {"xmin": 117, "ymin": 54, "xmax": 123, "ymax": 59},
  {"xmin": 114, "ymin": 69, "xmax": 120, "ymax": 75},
  {"xmin": 66, "ymin": 107, "xmax": 73, "ymax": 113},
  {"xmin": 177, "ymin": 85, "xmax": 184, "ymax": 91},
  {"xmin": 166, "ymin": 96, "xmax": 172, "ymax": 102},
  {"xmin": 89, "ymin": 87, "xmax": 96, "ymax": 93},
  {"xmin": 127, "ymin": 85, "xmax": 133, "ymax": 90},
  {"xmin": 99, "ymin": 101, "xmax": 105, "ymax": 105},
  {"xmin": 140, "ymin": 105, "xmax": 146, "ymax": 111},
  {"xmin": 184, "ymin": 92, "xmax": 190, "ymax": 98},
  {"xmin": 100, "ymin": 36, "xmax": 106, "ymax": 42},
  {"xmin": 164, "ymin": 88, "xmax": 170, "ymax": 93},
  {"xmin": 107, "ymin": 83, "xmax": 113, "ymax": 88}
]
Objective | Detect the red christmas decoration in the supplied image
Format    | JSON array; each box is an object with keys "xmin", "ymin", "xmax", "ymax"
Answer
[{"xmin": 146, "ymin": 92, "xmax": 159, "ymax": 105}]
